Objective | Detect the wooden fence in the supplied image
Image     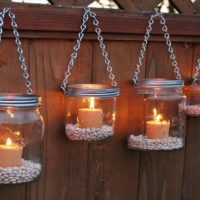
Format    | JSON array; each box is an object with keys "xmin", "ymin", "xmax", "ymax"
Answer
[{"xmin": 0, "ymin": 3, "xmax": 200, "ymax": 200}]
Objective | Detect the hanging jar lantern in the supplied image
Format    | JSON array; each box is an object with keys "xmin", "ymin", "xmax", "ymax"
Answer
[
  {"xmin": 182, "ymin": 58, "xmax": 200, "ymax": 116},
  {"xmin": 61, "ymin": 8, "xmax": 119, "ymax": 141},
  {"xmin": 0, "ymin": 8, "xmax": 44, "ymax": 184},
  {"xmin": 128, "ymin": 11, "xmax": 186, "ymax": 151}
]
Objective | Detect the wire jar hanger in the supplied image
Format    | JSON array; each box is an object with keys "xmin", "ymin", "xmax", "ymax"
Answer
[
  {"xmin": 132, "ymin": 10, "xmax": 182, "ymax": 85},
  {"xmin": 0, "ymin": 8, "xmax": 33, "ymax": 95},
  {"xmin": 61, "ymin": 7, "xmax": 118, "ymax": 93}
]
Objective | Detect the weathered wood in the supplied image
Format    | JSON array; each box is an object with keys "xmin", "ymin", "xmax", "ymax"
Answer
[
  {"xmin": 0, "ymin": 3, "xmax": 200, "ymax": 36},
  {"xmin": 4, "ymin": 31, "xmax": 200, "ymax": 43},
  {"xmin": 114, "ymin": 0, "xmax": 139, "ymax": 11},
  {"xmin": 49, "ymin": 0, "xmax": 93, "ymax": 6},
  {"xmin": 86, "ymin": 41, "xmax": 145, "ymax": 200},
  {"xmin": 182, "ymin": 44, "xmax": 200, "ymax": 200},
  {"xmin": 182, "ymin": 117, "xmax": 200, "ymax": 200},
  {"xmin": 170, "ymin": 0, "xmax": 198, "ymax": 14},
  {"xmin": 25, "ymin": 39, "xmax": 93, "ymax": 200},
  {"xmin": 132, "ymin": 0, "xmax": 162, "ymax": 11},
  {"xmin": 193, "ymin": 0, "xmax": 200, "ymax": 12}
]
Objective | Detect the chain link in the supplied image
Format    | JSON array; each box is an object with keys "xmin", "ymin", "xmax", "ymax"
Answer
[
  {"xmin": 192, "ymin": 58, "xmax": 200, "ymax": 85},
  {"xmin": 61, "ymin": 7, "xmax": 117, "ymax": 93},
  {"xmin": 0, "ymin": 8, "xmax": 33, "ymax": 94},
  {"xmin": 132, "ymin": 11, "xmax": 182, "ymax": 85}
]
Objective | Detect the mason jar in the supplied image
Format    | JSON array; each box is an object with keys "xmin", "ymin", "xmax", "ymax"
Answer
[
  {"xmin": 65, "ymin": 84, "xmax": 119, "ymax": 141},
  {"xmin": 0, "ymin": 94, "xmax": 44, "ymax": 184},
  {"xmin": 128, "ymin": 79, "xmax": 186, "ymax": 151},
  {"xmin": 184, "ymin": 85, "xmax": 200, "ymax": 116}
]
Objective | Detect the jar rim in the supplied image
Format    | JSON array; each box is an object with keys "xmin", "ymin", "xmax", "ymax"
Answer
[
  {"xmin": 136, "ymin": 78, "xmax": 184, "ymax": 88},
  {"xmin": 0, "ymin": 93, "xmax": 41, "ymax": 107},
  {"xmin": 65, "ymin": 84, "xmax": 120, "ymax": 97}
]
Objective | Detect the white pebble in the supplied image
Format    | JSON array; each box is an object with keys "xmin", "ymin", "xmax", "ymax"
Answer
[
  {"xmin": 65, "ymin": 124, "xmax": 113, "ymax": 141},
  {"xmin": 0, "ymin": 159, "xmax": 41, "ymax": 184},
  {"xmin": 128, "ymin": 134, "xmax": 183, "ymax": 150}
]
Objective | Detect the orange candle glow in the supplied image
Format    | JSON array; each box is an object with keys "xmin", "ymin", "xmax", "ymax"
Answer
[
  {"xmin": 78, "ymin": 97, "xmax": 103, "ymax": 128},
  {"xmin": 146, "ymin": 108, "xmax": 170, "ymax": 139},
  {"xmin": 0, "ymin": 137, "xmax": 23, "ymax": 167}
]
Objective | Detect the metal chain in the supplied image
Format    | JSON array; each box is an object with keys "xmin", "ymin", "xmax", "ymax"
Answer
[
  {"xmin": 132, "ymin": 11, "xmax": 182, "ymax": 85},
  {"xmin": 192, "ymin": 58, "xmax": 200, "ymax": 85},
  {"xmin": 61, "ymin": 7, "xmax": 117, "ymax": 93},
  {"xmin": 0, "ymin": 8, "xmax": 33, "ymax": 94}
]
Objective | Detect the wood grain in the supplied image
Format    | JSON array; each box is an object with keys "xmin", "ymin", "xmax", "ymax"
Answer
[
  {"xmin": 0, "ymin": 4, "xmax": 200, "ymax": 36},
  {"xmin": 49, "ymin": 0, "xmax": 93, "ymax": 6},
  {"xmin": 115, "ymin": 0, "xmax": 139, "ymax": 11},
  {"xmin": 170, "ymin": 0, "xmax": 198, "ymax": 14},
  {"xmin": 25, "ymin": 39, "xmax": 93, "ymax": 200},
  {"xmin": 182, "ymin": 117, "xmax": 200, "ymax": 200},
  {"xmin": 182, "ymin": 44, "xmax": 200, "ymax": 200},
  {"xmin": 85, "ymin": 41, "xmax": 146, "ymax": 200}
]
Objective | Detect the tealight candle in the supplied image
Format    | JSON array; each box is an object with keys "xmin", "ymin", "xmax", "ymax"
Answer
[
  {"xmin": 146, "ymin": 108, "xmax": 170, "ymax": 139},
  {"xmin": 78, "ymin": 97, "xmax": 103, "ymax": 128},
  {"xmin": 0, "ymin": 137, "xmax": 23, "ymax": 167}
]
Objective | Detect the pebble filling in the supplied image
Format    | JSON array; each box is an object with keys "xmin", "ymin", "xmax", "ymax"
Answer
[
  {"xmin": 0, "ymin": 159, "xmax": 41, "ymax": 184},
  {"xmin": 179, "ymin": 104, "xmax": 200, "ymax": 116},
  {"xmin": 128, "ymin": 135, "xmax": 183, "ymax": 150},
  {"xmin": 65, "ymin": 124, "xmax": 113, "ymax": 141},
  {"xmin": 186, "ymin": 105, "xmax": 200, "ymax": 116}
]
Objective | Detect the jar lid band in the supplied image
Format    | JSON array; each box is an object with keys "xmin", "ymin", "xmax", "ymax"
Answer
[
  {"xmin": 65, "ymin": 84, "xmax": 120, "ymax": 97},
  {"xmin": 136, "ymin": 79, "xmax": 184, "ymax": 88},
  {"xmin": 0, "ymin": 94, "xmax": 41, "ymax": 107}
]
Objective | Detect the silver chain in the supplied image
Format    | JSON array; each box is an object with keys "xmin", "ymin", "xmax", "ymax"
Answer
[
  {"xmin": 192, "ymin": 58, "xmax": 200, "ymax": 85},
  {"xmin": 0, "ymin": 8, "xmax": 33, "ymax": 94},
  {"xmin": 61, "ymin": 7, "xmax": 117, "ymax": 93},
  {"xmin": 132, "ymin": 11, "xmax": 182, "ymax": 85}
]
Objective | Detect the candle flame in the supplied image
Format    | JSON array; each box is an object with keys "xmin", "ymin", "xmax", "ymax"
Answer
[
  {"xmin": 89, "ymin": 97, "xmax": 95, "ymax": 109},
  {"xmin": 6, "ymin": 138, "xmax": 12, "ymax": 146},
  {"xmin": 153, "ymin": 108, "xmax": 157, "ymax": 117},
  {"xmin": 153, "ymin": 108, "xmax": 162, "ymax": 121}
]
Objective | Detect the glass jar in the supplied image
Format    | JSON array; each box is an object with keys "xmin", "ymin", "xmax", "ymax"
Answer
[
  {"xmin": 128, "ymin": 79, "xmax": 186, "ymax": 151},
  {"xmin": 184, "ymin": 85, "xmax": 200, "ymax": 116},
  {"xmin": 65, "ymin": 84, "xmax": 119, "ymax": 141},
  {"xmin": 0, "ymin": 94, "xmax": 44, "ymax": 184}
]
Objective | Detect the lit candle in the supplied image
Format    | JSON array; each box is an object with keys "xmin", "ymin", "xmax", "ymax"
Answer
[
  {"xmin": 146, "ymin": 108, "xmax": 170, "ymax": 139},
  {"xmin": 78, "ymin": 97, "xmax": 103, "ymax": 128},
  {"xmin": 0, "ymin": 138, "xmax": 23, "ymax": 167}
]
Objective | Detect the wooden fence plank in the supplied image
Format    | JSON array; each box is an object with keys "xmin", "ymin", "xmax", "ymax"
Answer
[
  {"xmin": 50, "ymin": 0, "xmax": 93, "ymax": 6},
  {"xmin": 170, "ymin": 0, "xmax": 198, "ymax": 14},
  {"xmin": 0, "ymin": 4, "xmax": 200, "ymax": 36},
  {"xmin": 132, "ymin": 0, "xmax": 162, "ymax": 11},
  {"xmin": 182, "ymin": 117, "xmax": 200, "ymax": 200},
  {"xmin": 182, "ymin": 44, "xmax": 200, "ymax": 200},
  {"xmin": 25, "ymin": 39, "xmax": 93, "ymax": 200},
  {"xmin": 114, "ymin": 0, "xmax": 139, "ymax": 11},
  {"xmin": 86, "ymin": 41, "xmax": 146, "ymax": 200}
]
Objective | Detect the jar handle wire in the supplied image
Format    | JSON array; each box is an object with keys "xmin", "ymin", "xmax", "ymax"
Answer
[
  {"xmin": 132, "ymin": 11, "xmax": 182, "ymax": 85},
  {"xmin": 0, "ymin": 8, "xmax": 33, "ymax": 95},
  {"xmin": 61, "ymin": 7, "xmax": 118, "ymax": 94}
]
